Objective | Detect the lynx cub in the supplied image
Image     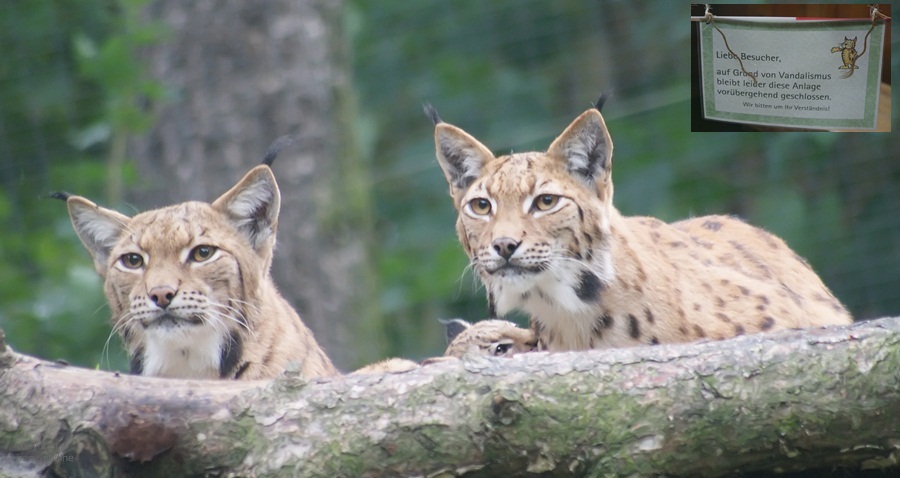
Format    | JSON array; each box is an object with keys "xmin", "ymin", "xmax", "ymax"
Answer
[
  {"xmin": 428, "ymin": 102, "xmax": 852, "ymax": 352},
  {"xmin": 57, "ymin": 158, "xmax": 337, "ymax": 380},
  {"xmin": 442, "ymin": 319, "xmax": 536, "ymax": 358}
]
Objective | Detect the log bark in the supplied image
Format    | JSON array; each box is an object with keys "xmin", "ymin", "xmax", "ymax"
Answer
[{"xmin": 1, "ymin": 318, "xmax": 898, "ymax": 477}]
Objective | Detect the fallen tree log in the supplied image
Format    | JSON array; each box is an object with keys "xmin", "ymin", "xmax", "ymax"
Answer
[{"xmin": 1, "ymin": 317, "xmax": 898, "ymax": 477}]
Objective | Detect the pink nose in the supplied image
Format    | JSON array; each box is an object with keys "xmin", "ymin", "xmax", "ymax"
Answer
[{"xmin": 148, "ymin": 286, "xmax": 177, "ymax": 309}]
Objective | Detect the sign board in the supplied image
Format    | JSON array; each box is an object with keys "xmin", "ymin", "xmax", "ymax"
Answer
[{"xmin": 698, "ymin": 18, "xmax": 885, "ymax": 130}]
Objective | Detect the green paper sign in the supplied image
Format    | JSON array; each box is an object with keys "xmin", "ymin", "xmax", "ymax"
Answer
[{"xmin": 699, "ymin": 17, "xmax": 885, "ymax": 130}]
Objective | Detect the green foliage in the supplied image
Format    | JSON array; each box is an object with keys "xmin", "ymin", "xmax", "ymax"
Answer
[
  {"xmin": 73, "ymin": 0, "xmax": 166, "ymax": 137},
  {"xmin": 0, "ymin": 0, "xmax": 164, "ymax": 371},
  {"xmin": 0, "ymin": 0, "xmax": 896, "ymax": 370}
]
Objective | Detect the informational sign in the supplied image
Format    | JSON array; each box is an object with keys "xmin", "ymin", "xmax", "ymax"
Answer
[{"xmin": 699, "ymin": 18, "xmax": 885, "ymax": 130}]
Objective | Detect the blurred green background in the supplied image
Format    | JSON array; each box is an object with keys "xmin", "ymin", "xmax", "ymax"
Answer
[{"xmin": 1, "ymin": 0, "xmax": 896, "ymax": 372}]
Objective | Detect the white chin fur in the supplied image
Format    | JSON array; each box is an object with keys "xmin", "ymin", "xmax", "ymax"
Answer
[
  {"xmin": 142, "ymin": 323, "xmax": 223, "ymax": 379},
  {"xmin": 490, "ymin": 268, "xmax": 584, "ymax": 317},
  {"xmin": 490, "ymin": 251, "xmax": 614, "ymax": 318}
]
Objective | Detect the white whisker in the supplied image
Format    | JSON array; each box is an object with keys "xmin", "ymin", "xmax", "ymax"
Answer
[
  {"xmin": 455, "ymin": 259, "xmax": 483, "ymax": 299},
  {"xmin": 102, "ymin": 313, "xmax": 138, "ymax": 373},
  {"xmin": 204, "ymin": 312, "xmax": 227, "ymax": 341},
  {"xmin": 226, "ymin": 298, "xmax": 262, "ymax": 319},
  {"xmin": 209, "ymin": 299, "xmax": 258, "ymax": 342}
]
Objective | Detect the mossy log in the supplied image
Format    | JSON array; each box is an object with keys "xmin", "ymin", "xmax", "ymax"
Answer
[{"xmin": 1, "ymin": 317, "xmax": 898, "ymax": 477}]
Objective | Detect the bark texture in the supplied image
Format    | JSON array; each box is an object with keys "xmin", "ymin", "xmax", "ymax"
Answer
[
  {"xmin": 128, "ymin": 0, "xmax": 369, "ymax": 369},
  {"xmin": 1, "ymin": 318, "xmax": 898, "ymax": 477}
]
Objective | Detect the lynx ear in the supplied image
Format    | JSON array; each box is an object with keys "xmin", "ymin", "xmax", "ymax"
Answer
[
  {"xmin": 440, "ymin": 318, "xmax": 472, "ymax": 345},
  {"xmin": 433, "ymin": 122, "xmax": 495, "ymax": 197},
  {"xmin": 212, "ymin": 165, "xmax": 280, "ymax": 251},
  {"xmin": 547, "ymin": 109, "xmax": 614, "ymax": 188},
  {"xmin": 65, "ymin": 197, "xmax": 130, "ymax": 274}
]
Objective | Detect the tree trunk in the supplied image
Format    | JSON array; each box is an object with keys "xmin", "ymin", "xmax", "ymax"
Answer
[
  {"xmin": 128, "ymin": 0, "xmax": 371, "ymax": 369},
  {"xmin": 1, "ymin": 318, "xmax": 898, "ymax": 477}
]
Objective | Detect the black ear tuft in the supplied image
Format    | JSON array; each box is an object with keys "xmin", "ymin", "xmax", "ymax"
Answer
[
  {"xmin": 262, "ymin": 135, "xmax": 296, "ymax": 167},
  {"xmin": 423, "ymin": 103, "xmax": 442, "ymax": 125},
  {"xmin": 439, "ymin": 318, "xmax": 471, "ymax": 344},
  {"xmin": 48, "ymin": 191, "xmax": 72, "ymax": 201},
  {"xmin": 594, "ymin": 93, "xmax": 611, "ymax": 113}
]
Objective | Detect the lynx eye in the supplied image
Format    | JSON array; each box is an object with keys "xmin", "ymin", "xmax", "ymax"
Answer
[
  {"xmin": 190, "ymin": 245, "xmax": 218, "ymax": 262},
  {"xmin": 534, "ymin": 194, "xmax": 560, "ymax": 212},
  {"xmin": 120, "ymin": 253, "xmax": 144, "ymax": 269},
  {"xmin": 469, "ymin": 198, "xmax": 492, "ymax": 216},
  {"xmin": 489, "ymin": 341, "xmax": 513, "ymax": 356}
]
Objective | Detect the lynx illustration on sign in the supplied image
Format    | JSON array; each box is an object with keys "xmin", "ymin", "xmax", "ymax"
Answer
[{"xmin": 830, "ymin": 36, "xmax": 859, "ymax": 72}]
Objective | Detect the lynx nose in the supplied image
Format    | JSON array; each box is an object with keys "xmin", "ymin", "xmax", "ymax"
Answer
[
  {"xmin": 492, "ymin": 237, "xmax": 520, "ymax": 260},
  {"xmin": 149, "ymin": 286, "xmax": 177, "ymax": 309}
]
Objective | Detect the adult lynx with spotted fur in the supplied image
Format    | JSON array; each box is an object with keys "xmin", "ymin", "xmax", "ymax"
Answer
[
  {"xmin": 58, "ymin": 157, "xmax": 337, "ymax": 380},
  {"xmin": 428, "ymin": 102, "xmax": 851, "ymax": 351}
]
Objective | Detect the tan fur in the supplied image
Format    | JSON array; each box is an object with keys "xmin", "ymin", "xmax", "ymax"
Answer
[
  {"xmin": 442, "ymin": 319, "xmax": 536, "ymax": 358},
  {"xmin": 432, "ymin": 108, "xmax": 852, "ymax": 352},
  {"xmin": 63, "ymin": 165, "xmax": 337, "ymax": 379},
  {"xmin": 355, "ymin": 319, "xmax": 538, "ymax": 371},
  {"xmin": 352, "ymin": 357, "xmax": 420, "ymax": 374}
]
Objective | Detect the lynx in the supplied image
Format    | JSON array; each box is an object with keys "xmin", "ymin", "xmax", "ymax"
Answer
[
  {"xmin": 56, "ymin": 154, "xmax": 337, "ymax": 380},
  {"xmin": 427, "ymin": 101, "xmax": 852, "ymax": 352},
  {"xmin": 442, "ymin": 318, "xmax": 536, "ymax": 358},
  {"xmin": 357, "ymin": 319, "xmax": 536, "ymax": 372}
]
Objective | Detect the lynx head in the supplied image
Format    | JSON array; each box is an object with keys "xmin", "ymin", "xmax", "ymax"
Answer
[
  {"xmin": 442, "ymin": 318, "xmax": 536, "ymax": 358},
  {"xmin": 428, "ymin": 102, "xmax": 616, "ymax": 318},
  {"xmin": 58, "ymin": 165, "xmax": 280, "ymax": 378},
  {"xmin": 840, "ymin": 36, "xmax": 857, "ymax": 49}
]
